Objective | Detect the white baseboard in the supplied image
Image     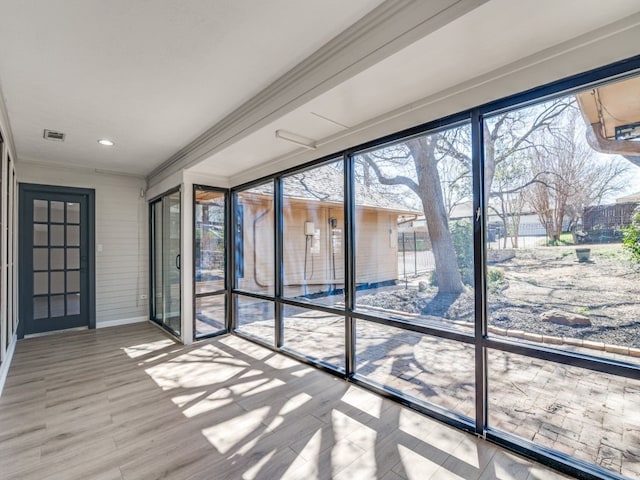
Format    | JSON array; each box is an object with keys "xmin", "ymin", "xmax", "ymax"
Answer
[
  {"xmin": 0, "ymin": 334, "xmax": 17, "ymax": 398},
  {"xmin": 96, "ymin": 316, "xmax": 148, "ymax": 329}
]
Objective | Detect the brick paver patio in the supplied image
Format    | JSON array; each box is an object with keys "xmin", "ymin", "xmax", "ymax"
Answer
[{"xmin": 236, "ymin": 310, "xmax": 640, "ymax": 479}]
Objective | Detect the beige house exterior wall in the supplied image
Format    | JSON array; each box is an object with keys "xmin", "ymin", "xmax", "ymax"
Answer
[{"xmin": 237, "ymin": 195, "xmax": 401, "ymax": 297}]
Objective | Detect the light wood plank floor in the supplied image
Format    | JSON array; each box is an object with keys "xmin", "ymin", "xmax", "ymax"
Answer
[{"xmin": 0, "ymin": 323, "xmax": 572, "ymax": 480}]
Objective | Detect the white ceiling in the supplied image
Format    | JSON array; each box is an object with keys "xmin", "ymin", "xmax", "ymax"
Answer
[
  {"xmin": 0, "ymin": 0, "xmax": 384, "ymax": 175},
  {"xmin": 1, "ymin": 0, "xmax": 640, "ymax": 184},
  {"xmin": 190, "ymin": 0, "xmax": 640, "ymax": 185}
]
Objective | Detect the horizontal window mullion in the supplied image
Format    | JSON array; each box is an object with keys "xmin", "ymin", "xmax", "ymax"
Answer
[
  {"xmin": 232, "ymin": 290, "xmax": 274, "ymax": 302},
  {"xmin": 484, "ymin": 337, "xmax": 640, "ymax": 379},
  {"xmin": 278, "ymin": 297, "xmax": 345, "ymax": 315},
  {"xmin": 350, "ymin": 309, "xmax": 474, "ymax": 344},
  {"xmin": 195, "ymin": 290, "xmax": 226, "ymax": 298}
]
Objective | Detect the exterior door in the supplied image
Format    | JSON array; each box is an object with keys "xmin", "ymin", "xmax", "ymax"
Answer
[
  {"xmin": 150, "ymin": 189, "xmax": 181, "ymax": 336},
  {"xmin": 19, "ymin": 184, "xmax": 95, "ymax": 336}
]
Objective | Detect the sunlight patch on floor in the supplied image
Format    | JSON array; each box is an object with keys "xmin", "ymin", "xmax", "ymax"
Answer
[
  {"xmin": 122, "ymin": 339, "xmax": 175, "ymax": 358},
  {"xmin": 201, "ymin": 406, "xmax": 270, "ymax": 454},
  {"xmin": 342, "ymin": 385, "xmax": 384, "ymax": 419}
]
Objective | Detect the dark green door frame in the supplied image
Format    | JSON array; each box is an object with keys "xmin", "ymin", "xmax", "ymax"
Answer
[{"xmin": 18, "ymin": 183, "xmax": 96, "ymax": 337}]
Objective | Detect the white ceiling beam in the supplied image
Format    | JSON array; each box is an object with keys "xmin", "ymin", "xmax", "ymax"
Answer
[{"xmin": 147, "ymin": 0, "xmax": 489, "ymax": 187}]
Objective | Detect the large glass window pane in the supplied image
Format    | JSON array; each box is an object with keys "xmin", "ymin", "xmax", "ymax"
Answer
[
  {"xmin": 282, "ymin": 304, "xmax": 344, "ymax": 369},
  {"xmin": 163, "ymin": 191, "xmax": 182, "ymax": 335},
  {"xmin": 152, "ymin": 201, "xmax": 163, "ymax": 322},
  {"xmin": 485, "ymin": 75, "xmax": 640, "ymax": 365},
  {"xmin": 236, "ymin": 295, "xmax": 274, "ymax": 346},
  {"xmin": 195, "ymin": 189, "xmax": 225, "ymax": 294},
  {"xmin": 195, "ymin": 294, "xmax": 225, "ymax": 338},
  {"xmin": 355, "ymin": 319, "xmax": 474, "ymax": 418},
  {"xmin": 354, "ymin": 123, "xmax": 474, "ymax": 334},
  {"xmin": 488, "ymin": 350, "xmax": 640, "ymax": 478},
  {"xmin": 282, "ymin": 160, "xmax": 344, "ymax": 307},
  {"xmin": 235, "ymin": 182, "xmax": 274, "ymax": 296}
]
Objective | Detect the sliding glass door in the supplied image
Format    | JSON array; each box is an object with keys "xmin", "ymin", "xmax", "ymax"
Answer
[
  {"xmin": 194, "ymin": 186, "xmax": 227, "ymax": 339},
  {"xmin": 150, "ymin": 189, "xmax": 181, "ymax": 336}
]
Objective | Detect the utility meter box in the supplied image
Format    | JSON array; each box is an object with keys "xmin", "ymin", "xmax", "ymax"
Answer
[{"xmin": 304, "ymin": 221, "xmax": 315, "ymax": 236}]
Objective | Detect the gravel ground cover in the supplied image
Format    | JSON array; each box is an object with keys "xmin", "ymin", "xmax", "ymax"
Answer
[{"xmin": 358, "ymin": 244, "xmax": 640, "ymax": 348}]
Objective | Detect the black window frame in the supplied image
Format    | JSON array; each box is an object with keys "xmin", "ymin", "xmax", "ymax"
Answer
[{"xmin": 225, "ymin": 54, "xmax": 640, "ymax": 480}]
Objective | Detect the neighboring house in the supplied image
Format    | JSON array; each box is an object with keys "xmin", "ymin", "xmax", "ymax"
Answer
[
  {"xmin": 236, "ymin": 166, "xmax": 418, "ymax": 297},
  {"xmin": 582, "ymin": 201, "xmax": 639, "ymax": 240}
]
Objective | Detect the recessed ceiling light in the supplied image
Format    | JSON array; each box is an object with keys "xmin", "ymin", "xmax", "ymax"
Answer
[{"xmin": 98, "ymin": 139, "xmax": 114, "ymax": 146}]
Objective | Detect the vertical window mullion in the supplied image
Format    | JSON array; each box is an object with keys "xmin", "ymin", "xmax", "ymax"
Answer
[
  {"xmin": 472, "ymin": 108, "xmax": 488, "ymax": 436},
  {"xmin": 230, "ymin": 192, "xmax": 238, "ymax": 332},
  {"xmin": 226, "ymin": 189, "xmax": 233, "ymax": 332},
  {"xmin": 344, "ymin": 153, "xmax": 356, "ymax": 377},
  {"xmin": 274, "ymin": 178, "xmax": 283, "ymax": 348}
]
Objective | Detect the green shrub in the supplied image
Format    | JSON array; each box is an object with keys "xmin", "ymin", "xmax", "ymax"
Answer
[
  {"xmin": 487, "ymin": 267, "xmax": 506, "ymax": 293},
  {"xmin": 622, "ymin": 206, "xmax": 640, "ymax": 263},
  {"xmin": 450, "ymin": 220, "xmax": 474, "ymax": 285},
  {"xmin": 487, "ymin": 267, "xmax": 504, "ymax": 284}
]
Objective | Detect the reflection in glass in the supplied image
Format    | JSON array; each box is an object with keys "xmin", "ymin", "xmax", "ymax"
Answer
[
  {"xmin": 50, "ymin": 201, "xmax": 64, "ymax": 222},
  {"xmin": 236, "ymin": 295, "xmax": 275, "ymax": 345},
  {"xmin": 235, "ymin": 182, "xmax": 274, "ymax": 296},
  {"xmin": 33, "ymin": 297, "xmax": 48, "ymax": 319},
  {"xmin": 33, "ymin": 248, "xmax": 48, "ymax": 270},
  {"xmin": 33, "ymin": 200, "xmax": 47, "ymax": 222},
  {"xmin": 33, "ymin": 224, "xmax": 48, "ymax": 246},
  {"xmin": 282, "ymin": 304, "xmax": 344, "ymax": 369},
  {"xmin": 67, "ymin": 225, "xmax": 80, "ymax": 246},
  {"xmin": 67, "ymin": 202, "xmax": 80, "ymax": 223},
  {"xmin": 67, "ymin": 294, "xmax": 80, "ymax": 315},
  {"xmin": 152, "ymin": 201, "xmax": 163, "ymax": 323},
  {"xmin": 484, "ymin": 76, "xmax": 640, "ymax": 363},
  {"xmin": 51, "ymin": 248, "xmax": 65, "ymax": 270},
  {"xmin": 356, "ymin": 319, "xmax": 474, "ymax": 417},
  {"xmin": 195, "ymin": 295, "xmax": 225, "ymax": 337},
  {"xmin": 165, "ymin": 191, "xmax": 182, "ymax": 335},
  {"xmin": 50, "ymin": 225, "xmax": 64, "ymax": 246},
  {"xmin": 282, "ymin": 160, "xmax": 344, "ymax": 306},
  {"xmin": 150, "ymin": 191, "xmax": 181, "ymax": 336},
  {"xmin": 67, "ymin": 271, "xmax": 79, "ymax": 292},
  {"xmin": 195, "ymin": 189, "xmax": 225, "ymax": 294},
  {"xmin": 50, "ymin": 272, "xmax": 64, "ymax": 294},
  {"xmin": 66, "ymin": 249, "xmax": 79, "ymax": 269},
  {"xmin": 50, "ymin": 295, "xmax": 65, "ymax": 317},
  {"xmin": 34, "ymin": 272, "xmax": 48, "ymax": 295},
  {"xmin": 353, "ymin": 124, "xmax": 474, "ymax": 334}
]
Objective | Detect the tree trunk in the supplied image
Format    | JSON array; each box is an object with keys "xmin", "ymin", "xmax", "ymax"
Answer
[{"xmin": 407, "ymin": 138, "xmax": 464, "ymax": 294}]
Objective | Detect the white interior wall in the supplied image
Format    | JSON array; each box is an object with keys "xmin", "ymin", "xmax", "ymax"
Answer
[{"xmin": 17, "ymin": 161, "xmax": 149, "ymax": 327}]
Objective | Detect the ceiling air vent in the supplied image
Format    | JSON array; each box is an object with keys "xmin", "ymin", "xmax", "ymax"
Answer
[{"xmin": 43, "ymin": 129, "xmax": 65, "ymax": 142}]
